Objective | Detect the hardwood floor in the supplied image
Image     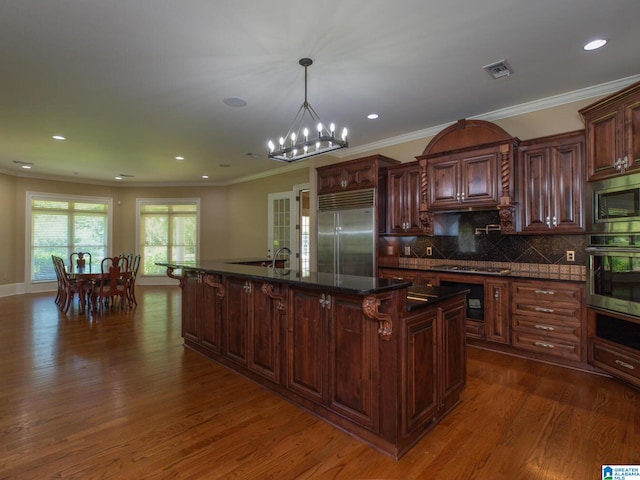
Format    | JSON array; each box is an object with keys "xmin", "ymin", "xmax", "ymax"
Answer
[{"xmin": 1, "ymin": 286, "xmax": 638, "ymax": 479}]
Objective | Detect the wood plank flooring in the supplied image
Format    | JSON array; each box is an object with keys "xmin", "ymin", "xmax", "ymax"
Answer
[{"xmin": 1, "ymin": 286, "xmax": 638, "ymax": 479}]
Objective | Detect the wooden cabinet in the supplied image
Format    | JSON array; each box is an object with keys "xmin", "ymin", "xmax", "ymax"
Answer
[
  {"xmin": 225, "ymin": 276, "xmax": 283, "ymax": 383},
  {"xmin": 436, "ymin": 273, "xmax": 510, "ymax": 345},
  {"xmin": 181, "ymin": 270, "xmax": 223, "ymax": 355},
  {"xmin": 580, "ymin": 80, "xmax": 640, "ymax": 181},
  {"xmin": 511, "ymin": 280, "xmax": 584, "ymax": 362},
  {"xmin": 518, "ymin": 130, "xmax": 585, "ymax": 234},
  {"xmin": 427, "ymin": 146, "xmax": 500, "ymax": 211},
  {"xmin": 317, "ymin": 154, "xmax": 399, "ymax": 195},
  {"xmin": 387, "ymin": 162, "xmax": 423, "ymax": 234},
  {"xmin": 286, "ymin": 287, "xmax": 328, "ymax": 403},
  {"xmin": 328, "ymin": 292, "xmax": 380, "ymax": 431},
  {"xmin": 402, "ymin": 295, "xmax": 466, "ymax": 437},
  {"xmin": 588, "ymin": 307, "xmax": 640, "ymax": 389},
  {"xmin": 288, "ymin": 288, "xmax": 381, "ymax": 431},
  {"xmin": 484, "ymin": 279, "xmax": 510, "ymax": 344}
]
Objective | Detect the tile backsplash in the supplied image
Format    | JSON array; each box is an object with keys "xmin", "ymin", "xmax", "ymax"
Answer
[{"xmin": 380, "ymin": 210, "xmax": 586, "ymax": 266}]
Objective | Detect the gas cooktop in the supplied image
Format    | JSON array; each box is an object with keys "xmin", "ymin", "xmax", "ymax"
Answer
[{"xmin": 429, "ymin": 264, "xmax": 511, "ymax": 276}]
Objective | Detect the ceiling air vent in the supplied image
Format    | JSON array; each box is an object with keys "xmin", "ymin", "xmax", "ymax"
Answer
[{"xmin": 483, "ymin": 60, "xmax": 512, "ymax": 79}]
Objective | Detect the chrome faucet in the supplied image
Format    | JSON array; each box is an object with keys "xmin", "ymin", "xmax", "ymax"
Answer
[{"xmin": 272, "ymin": 246, "xmax": 292, "ymax": 269}]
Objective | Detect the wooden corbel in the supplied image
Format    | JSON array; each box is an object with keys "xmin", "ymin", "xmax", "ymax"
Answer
[
  {"xmin": 362, "ymin": 296, "xmax": 392, "ymax": 340},
  {"xmin": 166, "ymin": 267, "xmax": 186, "ymax": 289},
  {"xmin": 203, "ymin": 274, "xmax": 225, "ymax": 298},
  {"xmin": 262, "ymin": 283, "xmax": 287, "ymax": 315}
]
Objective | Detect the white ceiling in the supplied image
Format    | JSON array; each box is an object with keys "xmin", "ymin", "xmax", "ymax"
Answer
[{"xmin": 1, "ymin": 0, "xmax": 639, "ymax": 186}]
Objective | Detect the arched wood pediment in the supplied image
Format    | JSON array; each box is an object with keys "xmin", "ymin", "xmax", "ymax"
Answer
[{"xmin": 421, "ymin": 119, "xmax": 516, "ymax": 156}]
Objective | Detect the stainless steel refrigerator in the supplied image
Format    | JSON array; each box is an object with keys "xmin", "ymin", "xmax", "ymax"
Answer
[{"xmin": 317, "ymin": 189, "xmax": 376, "ymax": 277}]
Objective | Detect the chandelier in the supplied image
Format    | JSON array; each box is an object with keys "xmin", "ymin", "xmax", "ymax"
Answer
[{"xmin": 268, "ymin": 58, "xmax": 348, "ymax": 162}]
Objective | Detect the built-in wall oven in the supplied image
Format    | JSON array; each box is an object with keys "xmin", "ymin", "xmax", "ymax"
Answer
[
  {"xmin": 586, "ymin": 172, "xmax": 640, "ymax": 316},
  {"xmin": 587, "ymin": 234, "xmax": 640, "ymax": 316}
]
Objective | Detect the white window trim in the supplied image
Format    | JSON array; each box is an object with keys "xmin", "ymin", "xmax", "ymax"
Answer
[
  {"xmin": 25, "ymin": 191, "xmax": 113, "ymax": 294},
  {"xmin": 135, "ymin": 198, "xmax": 200, "ymax": 285}
]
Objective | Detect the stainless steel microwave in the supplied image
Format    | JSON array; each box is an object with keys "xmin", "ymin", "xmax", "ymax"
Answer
[{"xmin": 587, "ymin": 173, "xmax": 640, "ymax": 233}]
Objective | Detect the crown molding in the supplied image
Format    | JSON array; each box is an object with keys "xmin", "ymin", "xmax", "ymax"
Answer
[{"xmin": 339, "ymin": 74, "xmax": 640, "ymax": 158}]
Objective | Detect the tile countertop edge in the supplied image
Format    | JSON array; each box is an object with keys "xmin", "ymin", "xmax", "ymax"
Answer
[{"xmin": 385, "ymin": 258, "xmax": 587, "ymax": 282}]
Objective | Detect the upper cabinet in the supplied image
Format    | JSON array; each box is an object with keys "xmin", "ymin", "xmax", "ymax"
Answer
[
  {"xmin": 518, "ymin": 130, "xmax": 585, "ymax": 234},
  {"xmin": 415, "ymin": 119, "xmax": 519, "ymax": 235},
  {"xmin": 427, "ymin": 146, "xmax": 500, "ymax": 210},
  {"xmin": 387, "ymin": 162, "xmax": 423, "ymax": 234},
  {"xmin": 316, "ymin": 154, "xmax": 399, "ymax": 194},
  {"xmin": 580, "ymin": 80, "xmax": 640, "ymax": 181}
]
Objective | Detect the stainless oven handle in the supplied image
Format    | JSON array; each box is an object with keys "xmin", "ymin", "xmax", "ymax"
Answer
[{"xmin": 586, "ymin": 246, "xmax": 640, "ymax": 254}]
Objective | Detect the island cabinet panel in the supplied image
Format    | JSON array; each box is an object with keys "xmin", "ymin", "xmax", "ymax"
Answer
[
  {"xmin": 401, "ymin": 295, "xmax": 466, "ymax": 439},
  {"xmin": 403, "ymin": 309, "xmax": 438, "ymax": 434},
  {"xmin": 181, "ymin": 271, "xmax": 223, "ymax": 354},
  {"xmin": 224, "ymin": 277, "xmax": 250, "ymax": 366},
  {"xmin": 328, "ymin": 293, "xmax": 379, "ymax": 431},
  {"xmin": 286, "ymin": 287, "xmax": 328, "ymax": 403},
  {"xmin": 225, "ymin": 277, "xmax": 282, "ymax": 383}
]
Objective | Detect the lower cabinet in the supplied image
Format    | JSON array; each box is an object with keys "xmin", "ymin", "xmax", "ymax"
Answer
[
  {"xmin": 287, "ymin": 288, "xmax": 380, "ymax": 431},
  {"xmin": 378, "ymin": 267, "xmax": 436, "ymax": 286},
  {"xmin": 225, "ymin": 276, "xmax": 283, "ymax": 383},
  {"xmin": 588, "ymin": 307, "xmax": 640, "ymax": 389},
  {"xmin": 402, "ymin": 295, "xmax": 466, "ymax": 437},
  {"xmin": 511, "ymin": 279, "xmax": 584, "ymax": 363},
  {"xmin": 435, "ymin": 273, "xmax": 510, "ymax": 345},
  {"xmin": 181, "ymin": 270, "xmax": 223, "ymax": 354},
  {"xmin": 173, "ymin": 268, "xmax": 468, "ymax": 459}
]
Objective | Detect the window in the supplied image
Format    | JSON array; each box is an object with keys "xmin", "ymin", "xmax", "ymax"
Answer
[
  {"xmin": 138, "ymin": 199, "xmax": 199, "ymax": 276},
  {"xmin": 29, "ymin": 193, "xmax": 111, "ymax": 282}
]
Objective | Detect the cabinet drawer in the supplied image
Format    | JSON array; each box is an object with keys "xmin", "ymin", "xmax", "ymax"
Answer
[
  {"xmin": 512, "ymin": 315, "xmax": 581, "ymax": 343},
  {"xmin": 589, "ymin": 338, "xmax": 640, "ymax": 386},
  {"xmin": 511, "ymin": 301, "xmax": 581, "ymax": 321},
  {"xmin": 511, "ymin": 282, "xmax": 582, "ymax": 304},
  {"xmin": 512, "ymin": 332, "xmax": 581, "ymax": 361}
]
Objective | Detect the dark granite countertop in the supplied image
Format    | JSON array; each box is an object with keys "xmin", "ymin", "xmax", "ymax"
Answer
[{"xmin": 158, "ymin": 259, "xmax": 411, "ymax": 295}]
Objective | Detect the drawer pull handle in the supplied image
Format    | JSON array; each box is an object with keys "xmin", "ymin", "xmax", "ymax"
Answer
[
  {"xmin": 615, "ymin": 360, "xmax": 635, "ymax": 370},
  {"xmin": 534, "ymin": 341, "xmax": 555, "ymax": 349},
  {"xmin": 535, "ymin": 307, "xmax": 555, "ymax": 313},
  {"xmin": 534, "ymin": 289, "xmax": 555, "ymax": 295},
  {"xmin": 534, "ymin": 324, "xmax": 555, "ymax": 331}
]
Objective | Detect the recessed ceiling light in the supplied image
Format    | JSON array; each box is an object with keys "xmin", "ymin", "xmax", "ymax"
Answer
[
  {"xmin": 22, "ymin": 165, "xmax": 32, "ymax": 169},
  {"xmin": 367, "ymin": 113, "xmax": 379, "ymax": 120},
  {"xmin": 13, "ymin": 160, "xmax": 33, "ymax": 168},
  {"xmin": 52, "ymin": 135, "xmax": 66, "ymax": 141},
  {"xmin": 223, "ymin": 97, "xmax": 247, "ymax": 107},
  {"xmin": 175, "ymin": 156, "xmax": 184, "ymax": 161},
  {"xmin": 202, "ymin": 175, "xmax": 209, "ymax": 179},
  {"xmin": 584, "ymin": 39, "xmax": 607, "ymax": 51},
  {"xmin": 115, "ymin": 176, "xmax": 123, "ymax": 180}
]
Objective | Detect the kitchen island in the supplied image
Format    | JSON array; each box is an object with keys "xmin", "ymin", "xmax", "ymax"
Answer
[{"xmin": 161, "ymin": 260, "xmax": 468, "ymax": 459}]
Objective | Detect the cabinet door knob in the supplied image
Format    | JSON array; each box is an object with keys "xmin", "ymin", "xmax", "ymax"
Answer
[{"xmin": 535, "ymin": 307, "xmax": 554, "ymax": 313}]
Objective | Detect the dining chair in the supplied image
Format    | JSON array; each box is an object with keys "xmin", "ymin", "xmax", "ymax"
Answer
[
  {"xmin": 52, "ymin": 255, "xmax": 83, "ymax": 313},
  {"xmin": 70, "ymin": 251, "xmax": 92, "ymax": 274},
  {"xmin": 127, "ymin": 254, "xmax": 141, "ymax": 306},
  {"xmin": 90, "ymin": 256, "xmax": 131, "ymax": 313}
]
